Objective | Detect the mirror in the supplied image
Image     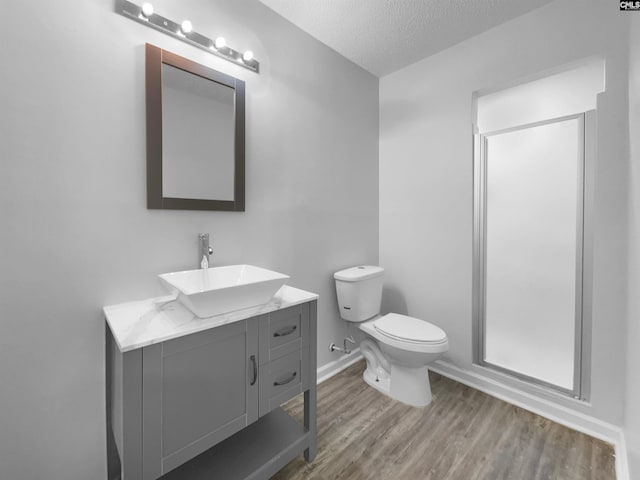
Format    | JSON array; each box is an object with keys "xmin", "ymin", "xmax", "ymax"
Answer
[{"xmin": 146, "ymin": 43, "xmax": 245, "ymax": 211}]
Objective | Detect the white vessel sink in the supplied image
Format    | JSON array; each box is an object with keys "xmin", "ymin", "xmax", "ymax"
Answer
[{"xmin": 159, "ymin": 264, "xmax": 289, "ymax": 318}]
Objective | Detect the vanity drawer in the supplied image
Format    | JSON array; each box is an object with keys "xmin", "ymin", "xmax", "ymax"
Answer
[
  {"xmin": 259, "ymin": 303, "xmax": 309, "ymax": 364},
  {"xmin": 259, "ymin": 348, "xmax": 310, "ymax": 417},
  {"xmin": 270, "ymin": 310, "xmax": 302, "ymax": 347}
]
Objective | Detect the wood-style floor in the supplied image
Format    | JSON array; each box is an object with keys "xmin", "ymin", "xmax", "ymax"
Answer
[{"xmin": 273, "ymin": 360, "xmax": 615, "ymax": 480}]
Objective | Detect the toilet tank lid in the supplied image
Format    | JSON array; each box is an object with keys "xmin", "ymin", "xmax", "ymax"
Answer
[{"xmin": 334, "ymin": 265, "xmax": 384, "ymax": 282}]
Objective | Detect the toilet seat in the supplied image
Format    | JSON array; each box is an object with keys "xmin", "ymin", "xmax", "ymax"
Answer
[{"xmin": 374, "ymin": 313, "xmax": 447, "ymax": 345}]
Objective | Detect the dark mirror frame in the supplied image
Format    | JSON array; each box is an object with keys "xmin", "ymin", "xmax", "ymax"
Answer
[{"xmin": 145, "ymin": 43, "xmax": 245, "ymax": 211}]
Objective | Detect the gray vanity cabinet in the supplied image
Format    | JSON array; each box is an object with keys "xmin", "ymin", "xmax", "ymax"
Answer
[{"xmin": 107, "ymin": 299, "xmax": 317, "ymax": 480}]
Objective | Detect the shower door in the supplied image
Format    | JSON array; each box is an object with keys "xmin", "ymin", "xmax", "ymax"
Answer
[{"xmin": 474, "ymin": 113, "xmax": 590, "ymax": 397}]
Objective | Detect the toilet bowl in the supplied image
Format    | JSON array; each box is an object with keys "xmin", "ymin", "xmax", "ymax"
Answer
[
  {"xmin": 359, "ymin": 313, "xmax": 448, "ymax": 406},
  {"xmin": 334, "ymin": 266, "xmax": 449, "ymax": 407}
]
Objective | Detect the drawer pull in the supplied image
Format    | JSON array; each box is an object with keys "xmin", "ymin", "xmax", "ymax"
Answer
[
  {"xmin": 273, "ymin": 325, "xmax": 297, "ymax": 337},
  {"xmin": 249, "ymin": 355, "xmax": 257, "ymax": 386},
  {"xmin": 273, "ymin": 371, "xmax": 297, "ymax": 386}
]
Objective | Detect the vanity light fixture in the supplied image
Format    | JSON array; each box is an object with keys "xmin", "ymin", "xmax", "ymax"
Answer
[
  {"xmin": 180, "ymin": 20, "xmax": 193, "ymax": 35},
  {"xmin": 117, "ymin": 0, "xmax": 260, "ymax": 73},
  {"xmin": 140, "ymin": 2, "xmax": 153, "ymax": 18},
  {"xmin": 215, "ymin": 36, "xmax": 227, "ymax": 50}
]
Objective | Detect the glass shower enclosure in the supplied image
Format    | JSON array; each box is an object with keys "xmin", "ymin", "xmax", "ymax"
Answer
[{"xmin": 473, "ymin": 113, "xmax": 592, "ymax": 397}]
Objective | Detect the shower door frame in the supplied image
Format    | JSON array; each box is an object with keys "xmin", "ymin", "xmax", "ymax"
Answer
[{"xmin": 472, "ymin": 111, "xmax": 595, "ymax": 400}]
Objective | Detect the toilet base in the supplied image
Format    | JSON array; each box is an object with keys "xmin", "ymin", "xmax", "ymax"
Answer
[
  {"xmin": 363, "ymin": 363, "xmax": 433, "ymax": 407},
  {"xmin": 363, "ymin": 365, "xmax": 391, "ymax": 397}
]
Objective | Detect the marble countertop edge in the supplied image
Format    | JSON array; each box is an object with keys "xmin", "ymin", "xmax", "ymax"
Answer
[{"xmin": 104, "ymin": 285, "xmax": 318, "ymax": 353}]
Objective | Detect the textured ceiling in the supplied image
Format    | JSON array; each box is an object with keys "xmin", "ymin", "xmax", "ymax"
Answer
[{"xmin": 257, "ymin": 0, "xmax": 555, "ymax": 77}]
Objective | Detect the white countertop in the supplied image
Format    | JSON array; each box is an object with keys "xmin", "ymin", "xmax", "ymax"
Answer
[{"xmin": 104, "ymin": 285, "xmax": 318, "ymax": 352}]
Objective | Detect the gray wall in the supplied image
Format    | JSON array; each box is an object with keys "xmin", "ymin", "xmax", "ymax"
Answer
[
  {"xmin": 0, "ymin": 0, "xmax": 378, "ymax": 478},
  {"xmin": 626, "ymin": 15, "xmax": 640, "ymax": 478},
  {"xmin": 379, "ymin": 0, "xmax": 629, "ymax": 426}
]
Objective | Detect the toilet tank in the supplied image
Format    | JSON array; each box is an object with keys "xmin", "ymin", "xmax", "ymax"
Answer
[{"xmin": 334, "ymin": 266, "xmax": 384, "ymax": 322}]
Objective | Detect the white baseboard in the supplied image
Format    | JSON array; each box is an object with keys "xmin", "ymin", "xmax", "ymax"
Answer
[
  {"xmin": 617, "ymin": 432, "xmax": 630, "ymax": 480},
  {"xmin": 430, "ymin": 360, "xmax": 628, "ymax": 480},
  {"xmin": 317, "ymin": 348, "xmax": 363, "ymax": 384}
]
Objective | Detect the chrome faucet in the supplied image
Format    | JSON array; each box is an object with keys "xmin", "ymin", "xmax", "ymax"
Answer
[{"xmin": 199, "ymin": 233, "xmax": 213, "ymax": 269}]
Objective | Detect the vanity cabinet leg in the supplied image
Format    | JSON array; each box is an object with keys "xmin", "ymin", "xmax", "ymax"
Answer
[
  {"xmin": 106, "ymin": 335, "xmax": 143, "ymax": 480},
  {"xmin": 304, "ymin": 387, "xmax": 317, "ymax": 462},
  {"xmin": 304, "ymin": 300, "xmax": 317, "ymax": 462}
]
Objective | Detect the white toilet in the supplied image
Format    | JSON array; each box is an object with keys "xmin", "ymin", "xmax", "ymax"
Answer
[{"xmin": 334, "ymin": 265, "xmax": 449, "ymax": 407}]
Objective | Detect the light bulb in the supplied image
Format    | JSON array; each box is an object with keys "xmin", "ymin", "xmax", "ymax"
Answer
[
  {"xmin": 215, "ymin": 37, "xmax": 226, "ymax": 49},
  {"xmin": 141, "ymin": 2, "xmax": 154, "ymax": 18},
  {"xmin": 181, "ymin": 20, "xmax": 193, "ymax": 34},
  {"xmin": 242, "ymin": 50, "xmax": 254, "ymax": 62}
]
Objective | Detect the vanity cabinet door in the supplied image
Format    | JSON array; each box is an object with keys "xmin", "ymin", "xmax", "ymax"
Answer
[{"xmin": 141, "ymin": 318, "xmax": 259, "ymax": 479}]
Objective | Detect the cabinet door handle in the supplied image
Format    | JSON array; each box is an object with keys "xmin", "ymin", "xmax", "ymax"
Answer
[
  {"xmin": 273, "ymin": 371, "xmax": 297, "ymax": 386},
  {"xmin": 249, "ymin": 355, "xmax": 257, "ymax": 386},
  {"xmin": 273, "ymin": 325, "xmax": 297, "ymax": 337}
]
